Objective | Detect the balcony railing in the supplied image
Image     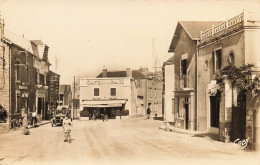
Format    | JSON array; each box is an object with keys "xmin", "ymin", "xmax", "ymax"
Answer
[{"xmin": 200, "ymin": 12, "xmax": 244, "ymax": 43}]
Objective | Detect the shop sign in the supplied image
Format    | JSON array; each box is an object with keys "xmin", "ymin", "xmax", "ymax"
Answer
[
  {"xmin": 84, "ymin": 103, "xmax": 122, "ymax": 107},
  {"xmin": 80, "ymin": 79, "xmax": 129, "ymax": 86},
  {"xmin": 86, "ymin": 80, "xmax": 124, "ymax": 86},
  {"xmin": 19, "ymin": 85, "xmax": 27, "ymax": 90},
  {"xmin": 22, "ymin": 93, "xmax": 29, "ymax": 97}
]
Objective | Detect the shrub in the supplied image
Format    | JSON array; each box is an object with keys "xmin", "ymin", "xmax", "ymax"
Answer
[
  {"xmin": 0, "ymin": 105, "xmax": 7, "ymax": 123},
  {"xmin": 80, "ymin": 110, "xmax": 89, "ymax": 117},
  {"xmin": 121, "ymin": 110, "xmax": 129, "ymax": 116},
  {"xmin": 115, "ymin": 110, "xmax": 129, "ymax": 116}
]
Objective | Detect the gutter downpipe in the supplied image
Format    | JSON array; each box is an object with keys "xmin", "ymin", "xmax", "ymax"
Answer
[
  {"xmin": 195, "ymin": 40, "xmax": 199, "ymax": 131},
  {"xmin": 9, "ymin": 46, "xmax": 11, "ymax": 129}
]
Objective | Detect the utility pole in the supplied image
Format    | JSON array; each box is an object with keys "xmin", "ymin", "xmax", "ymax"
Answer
[{"xmin": 73, "ymin": 76, "xmax": 76, "ymax": 119}]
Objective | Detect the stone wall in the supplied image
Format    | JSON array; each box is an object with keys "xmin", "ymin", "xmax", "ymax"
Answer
[{"xmin": 0, "ymin": 42, "xmax": 10, "ymax": 123}]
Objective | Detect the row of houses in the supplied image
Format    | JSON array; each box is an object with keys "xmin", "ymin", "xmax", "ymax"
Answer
[
  {"xmin": 163, "ymin": 10, "xmax": 260, "ymax": 150},
  {"xmin": 0, "ymin": 16, "xmax": 73, "ymax": 128},
  {"xmin": 79, "ymin": 67, "xmax": 163, "ymax": 119}
]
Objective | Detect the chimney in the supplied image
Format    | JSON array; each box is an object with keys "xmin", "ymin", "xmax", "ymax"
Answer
[
  {"xmin": 102, "ymin": 69, "xmax": 107, "ymax": 77},
  {"xmin": 126, "ymin": 68, "xmax": 132, "ymax": 78},
  {"xmin": 0, "ymin": 16, "xmax": 4, "ymax": 36}
]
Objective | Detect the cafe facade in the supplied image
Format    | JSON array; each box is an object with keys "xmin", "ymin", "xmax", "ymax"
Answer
[{"xmin": 79, "ymin": 77, "xmax": 136, "ymax": 119}]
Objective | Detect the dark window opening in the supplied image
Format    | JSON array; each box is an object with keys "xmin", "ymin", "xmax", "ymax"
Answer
[
  {"xmin": 180, "ymin": 59, "xmax": 187, "ymax": 77},
  {"xmin": 110, "ymin": 88, "xmax": 116, "ymax": 96},
  {"xmin": 216, "ymin": 49, "xmax": 222, "ymax": 70},
  {"xmin": 94, "ymin": 88, "xmax": 99, "ymax": 96}
]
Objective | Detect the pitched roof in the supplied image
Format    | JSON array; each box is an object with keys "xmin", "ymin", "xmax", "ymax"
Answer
[
  {"xmin": 169, "ymin": 21, "xmax": 222, "ymax": 52},
  {"xmin": 59, "ymin": 85, "xmax": 71, "ymax": 94},
  {"xmin": 165, "ymin": 55, "xmax": 174, "ymax": 64},
  {"xmin": 59, "ymin": 85, "xmax": 66, "ymax": 94},
  {"xmin": 31, "ymin": 40, "xmax": 44, "ymax": 45},
  {"xmin": 4, "ymin": 30, "xmax": 49, "ymax": 61},
  {"xmin": 4, "ymin": 30, "xmax": 34, "ymax": 54},
  {"xmin": 96, "ymin": 70, "xmax": 148, "ymax": 79},
  {"xmin": 180, "ymin": 21, "xmax": 222, "ymax": 39}
]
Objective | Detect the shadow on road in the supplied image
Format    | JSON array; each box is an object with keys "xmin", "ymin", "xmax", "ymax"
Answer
[
  {"xmin": 192, "ymin": 133, "xmax": 219, "ymax": 141},
  {"xmin": 153, "ymin": 117, "xmax": 164, "ymax": 121}
]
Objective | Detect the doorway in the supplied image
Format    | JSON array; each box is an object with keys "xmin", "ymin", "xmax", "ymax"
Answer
[
  {"xmin": 210, "ymin": 92, "xmax": 220, "ymax": 128},
  {"xmin": 231, "ymin": 90, "xmax": 246, "ymax": 141},
  {"xmin": 184, "ymin": 104, "xmax": 189, "ymax": 130},
  {"xmin": 37, "ymin": 97, "xmax": 44, "ymax": 117}
]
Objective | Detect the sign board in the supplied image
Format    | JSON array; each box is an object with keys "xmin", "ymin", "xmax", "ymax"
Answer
[
  {"xmin": 19, "ymin": 85, "xmax": 27, "ymax": 90},
  {"xmin": 80, "ymin": 78, "xmax": 130, "ymax": 87},
  {"xmin": 22, "ymin": 93, "xmax": 29, "ymax": 97},
  {"xmin": 83, "ymin": 103, "xmax": 122, "ymax": 108}
]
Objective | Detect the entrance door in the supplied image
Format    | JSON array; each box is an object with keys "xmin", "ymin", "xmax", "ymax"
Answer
[
  {"xmin": 231, "ymin": 90, "xmax": 246, "ymax": 141},
  {"xmin": 184, "ymin": 104, "xmax": 189, "ymax": 130},
  {"xmin": 37, "ymin": 98, "xmax": 44, "ymax": 119},
  {"xmin": 210, "ymin": 92, "xmax": 220, "ymax": 128},
  {"xmin": 37, "ymin": 98, "xmax": 42, "ymax": 115}
]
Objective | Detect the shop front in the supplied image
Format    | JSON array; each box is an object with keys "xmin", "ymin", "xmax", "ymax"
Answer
[{"xmin": 81, "ymin": 100, "xmax": 127, "ymax": 119}]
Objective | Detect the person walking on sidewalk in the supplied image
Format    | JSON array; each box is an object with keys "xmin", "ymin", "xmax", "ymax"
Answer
[
  {"xmin": 147, "ymin": 106, "xmax": 151, "ymax": 119},
  {"xmin": 31, "ymin": 111, "xmax": 37, "ymax": 127},
  {"xmin": 22, "ymin": 114, "xmax": 30, "ymax": 135}
]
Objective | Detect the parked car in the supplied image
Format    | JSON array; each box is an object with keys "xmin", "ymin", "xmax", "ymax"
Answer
[{"xmin": 51, "ymin": 106, "xmax": 71, "ymax": 127}]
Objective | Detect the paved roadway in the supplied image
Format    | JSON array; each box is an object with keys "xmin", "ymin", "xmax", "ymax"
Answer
[{"xmin": 0, "ymin": 118, "xmax": 259, "ymax": 165}]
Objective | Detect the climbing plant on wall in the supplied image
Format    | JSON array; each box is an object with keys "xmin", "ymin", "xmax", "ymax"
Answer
[
  {"xmin": 213, "ymin": 64, "xmax": 255, "ymax": 91},
  {"xmin": 214, "ymin": 63, "xmax": 260, "ymax": 114}
]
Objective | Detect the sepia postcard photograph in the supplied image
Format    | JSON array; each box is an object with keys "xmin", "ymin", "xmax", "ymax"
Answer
[{"xmin": 0, "ymin": 0, "xmax": 260, "ymax": 165}]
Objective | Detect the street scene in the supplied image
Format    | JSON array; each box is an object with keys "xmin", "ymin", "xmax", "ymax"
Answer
[
  {"xmin": 0, "ymin": 0, "xmax": 260, "ymax": 165},
  {"xmin": 1, "ymin": 118, "xmax": 259, "ymax": 165}
]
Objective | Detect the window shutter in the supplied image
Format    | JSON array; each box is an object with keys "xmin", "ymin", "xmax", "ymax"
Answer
[
  {"xmin": 212, "ymin": 52, "xmax": 215, "ymax": 73},
  {"xmin": 180, "ymin": 60, "xmax": 183, "ymax": 77}
]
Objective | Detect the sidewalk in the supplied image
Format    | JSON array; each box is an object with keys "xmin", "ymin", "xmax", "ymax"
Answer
[
  {"xmin": 0, "ymin": 120, "xmax": 51, "ymax": 134},
  {"xmin": 158, "ymin": 120, "xmax": 220, "ymax": 142}
]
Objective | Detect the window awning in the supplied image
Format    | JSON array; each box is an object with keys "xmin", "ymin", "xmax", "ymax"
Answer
[{"xmin": 81, "ymin": 99, "xmax": 126, "ymax": 108}]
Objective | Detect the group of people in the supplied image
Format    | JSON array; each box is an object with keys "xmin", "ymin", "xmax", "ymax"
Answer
[{"xmin": 90, "ymin": 109, "xmax": 108, "ymax": 122}]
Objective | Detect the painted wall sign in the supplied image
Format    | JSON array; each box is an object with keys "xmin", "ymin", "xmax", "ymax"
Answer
[
  {"xmin": 83, "ymin": 103, "xmax": 122, "ymax": 107},
  {"xmin": 19, "ymin": 85, "xmax": 27, "ymax": 90},
  {"xmin": 81, "ymin": 79, "xmax": 125, "ymax": 86}
]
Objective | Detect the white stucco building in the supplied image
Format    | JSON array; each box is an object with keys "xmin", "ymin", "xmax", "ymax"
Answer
[{"xmin": 79, "ymin": 77, "xmax": 135, "ymax": 119}]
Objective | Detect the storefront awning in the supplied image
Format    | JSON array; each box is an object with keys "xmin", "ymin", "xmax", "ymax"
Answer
[{"xmin": 81, "ymin": 99, "xmax": 126, "ymax": 108}]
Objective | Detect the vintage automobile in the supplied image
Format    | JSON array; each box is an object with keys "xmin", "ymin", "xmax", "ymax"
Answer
[{"xmin": 51, "ymin": 106, "xmax": 71, "ymax": 127}]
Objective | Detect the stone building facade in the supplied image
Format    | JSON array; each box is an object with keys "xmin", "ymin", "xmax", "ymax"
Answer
[
  {"xmin": 0, "ymin": 18, "xmax": 51, "ymax": 127},
  {"xmin": 48, "ymin": 70, "xmax": 60, "ymax": 118},
  {"xmin": 168, "ymin": 21, "xmax": 220, "ymax": 130},
  {"xmin": 162, "ymin": 56, "xmax": 175, "ymax": 122},
  {"xmin": 198, "ymin": 10, "xmax": 260, "ymax": 150},
  {"xmin": 135, "ymin": 67, "xmax": 163, "ymax": 118}
]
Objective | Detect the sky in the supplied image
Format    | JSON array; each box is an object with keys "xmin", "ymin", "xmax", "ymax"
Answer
[{"xmin": 0, "ymin": 0, "xmax": 259, "ymax": 85}]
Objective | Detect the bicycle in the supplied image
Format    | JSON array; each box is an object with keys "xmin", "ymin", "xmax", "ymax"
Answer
[{"xmin": 64, "ymin": 129, "xmax": 72, "ymax": 143}]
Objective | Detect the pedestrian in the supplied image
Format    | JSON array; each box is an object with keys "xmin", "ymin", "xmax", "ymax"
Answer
[
  {"xmin": 93, "ymin": 109, "xmax": 96, "ymax": 121},
  {"xmin": 104, "ymin": 109, "xmax": 108, "ymax": 121},
  {"xmin": 63, "ymin": 114, "xmax": 72, "ymax": 142},
  {"xmin": 147, "ymin": 106, "xmax": 151, "ymax": 119},
  {"xmin": 31, "ymin": 111, "xmax": 37, "ymax": 126},
  {"xmin": 22, "ymin": 114, "xmax": 30, "ymax": 135}
]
